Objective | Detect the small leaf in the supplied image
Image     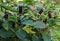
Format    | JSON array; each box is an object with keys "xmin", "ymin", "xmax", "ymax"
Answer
[
  {"xmin": 47, "ymin": 18, "xmax": 56, "ymax": 26},
  {"xmin": 23, "ymin": 26, "xmax": 36, "ymax": 34},
  {"xmin": 32, "ymin": 35, "xmax": 40, "ymax": 41}
]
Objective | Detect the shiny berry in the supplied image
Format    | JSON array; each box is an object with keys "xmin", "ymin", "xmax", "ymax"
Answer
[
  {"xmin": 39, "ymin": 8, "xmax": 44, "ymax": 14},
  {"xmin": 48, "ymin": 11, "xmax": 52, "ymax": 18}
]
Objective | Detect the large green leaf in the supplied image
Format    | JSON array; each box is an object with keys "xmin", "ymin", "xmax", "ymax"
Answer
[
  {"xmin": 16, "ymin": 30, "xmax": 27, "ymax": 40},
  {"xmin": 22, "ymin": 20, "xmax": 35, "ymax": 26},
  {"xmin": 34, "ymin": 21, "xmax": 46, "ymax": 29}
]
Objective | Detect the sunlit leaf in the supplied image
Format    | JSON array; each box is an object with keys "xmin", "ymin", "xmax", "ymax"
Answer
[
  {"xmin": 34, "ymin": 21, "xmax": 46, "ymax": 29},
  {"xmin": 22, "ymin": 20, "xmax": 35, "ymax": 26}
]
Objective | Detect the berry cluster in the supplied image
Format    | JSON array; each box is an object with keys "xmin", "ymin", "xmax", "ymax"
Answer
[
  {"xmin": 39, "ymin": 8, "xmax": 52, "ymax": 18},
  {"xmin": 39, "ymin": 8, "xmax": 52, "ymax": 24}
]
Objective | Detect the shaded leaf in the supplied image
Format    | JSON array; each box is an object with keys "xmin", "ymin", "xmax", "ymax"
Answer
[
  {"xmin": 16, "ymin": 30, "xmax": 27, "ymax": 40},
  {"xmin": 0, "ymin": 29, "xmax": 14, "ymax": 38},
  {"xmin": 32, "ymin": 35, "xmax": 40, "ymax": 41},
  {"xmin": 2, "ymin": 21, "xmax": 12, "ymax": 30}
]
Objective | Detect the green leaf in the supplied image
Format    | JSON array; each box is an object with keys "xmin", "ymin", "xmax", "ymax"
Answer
[
  {"xmin": 0, "ymin": 29, "xmax": 14, "ymax": 38},
  {"xmin": 32, "ymin": 35, "xmax": 40, "ymax": 41},
  {"xmin": 16, "ymin": 30, "xmax": 27, "ymax": 40},
  {"xmin": 2, "ymin": 21, "xmax": 12, "ymax": 30},
  {"xmin": 0, "ymin": 3, "xmax": 18, "ymax": 12},
  {"xmin": 22, "ymin": 20, "xmax": 35, "ymax": 26},
  {"xmin": 24, "ymin": 0, "xmax": 34, "ymax": 5},
  {"xmin": 47, "ymin": 19, "xmax": 56, "ymax": 26},
  {"xmin": 41, "ymin": 32, "xmax": 51, "ymax": 41},
  {"xmin": 34, "ymin": 21, "xmax": 46, "ymax": 29}
]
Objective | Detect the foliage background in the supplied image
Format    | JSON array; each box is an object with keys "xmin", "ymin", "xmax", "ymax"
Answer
[{"xmin": 0, "ymin": 0, "xmax": 60, "ymax": 41}]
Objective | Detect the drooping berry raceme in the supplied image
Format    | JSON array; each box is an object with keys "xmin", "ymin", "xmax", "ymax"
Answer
[
  {"xmin": 39, "ymin": 8, "xmax": 45, "ymax": 14},
  {"xmin": 4, "ymin": 12, "xmax": 9, "ymax": 20},
  {"xmin": 48, "ymin": 11, "xmax": 52, "ymax": 18}
]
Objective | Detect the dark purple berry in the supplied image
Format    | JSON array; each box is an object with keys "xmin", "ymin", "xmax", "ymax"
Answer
[
  {"xmin": 39, "ymin": 8, "xmax": 44, "ymax": 14},
  {"xmin": 4, "ymin": 12, "xmax": 8, "ymax": 20},
  {"xmin": 19, "ymin": 6, "xmax": 22, "ymax": 13},
  {"xmin": 48, "ymin": 11, "xmax": 52, "ymax": 18}
]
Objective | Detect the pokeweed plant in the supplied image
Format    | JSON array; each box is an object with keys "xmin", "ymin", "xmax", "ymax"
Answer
[{"xmin": 0, "ymin": 0, "xmax": 60, "ymax": 41}]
